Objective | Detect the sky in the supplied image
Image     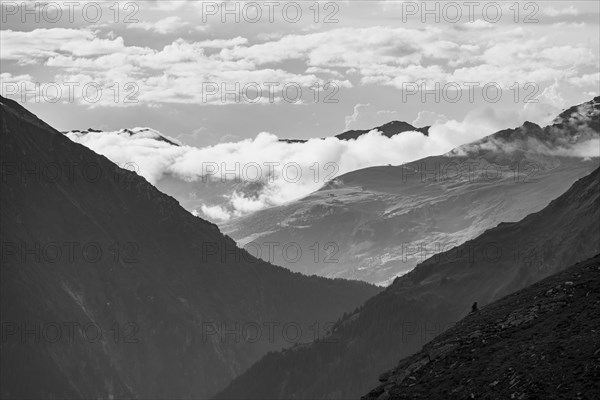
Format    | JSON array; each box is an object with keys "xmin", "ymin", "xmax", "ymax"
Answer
[{"xmin": 2, "ymin": 0, "xmax": 599, "ymax": 147}]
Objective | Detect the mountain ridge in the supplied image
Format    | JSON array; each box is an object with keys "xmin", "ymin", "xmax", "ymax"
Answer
[
  {"xmin": 64, "ymin": 127, "xmax": 182, "ymax": 147},
  {"xmin": 225, "ymin": 97, "xmax": 600, "ymax": 285},
  {"xmin": 279, "ymin": 120, "xmax": 430, "ymax": 143},
  {"xmin": 363, "ymin": 253, "xmax": 600, "ymax": 400},
  {"xmin": 215, "ymin": 165, "xmax": 600, "ymax": 399},
  {"xmin": 0, "ymin": 95, "xmax": 380, "ymax": 399}
]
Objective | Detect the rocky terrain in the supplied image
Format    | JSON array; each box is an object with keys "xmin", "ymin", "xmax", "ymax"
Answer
[
  {"xmin": 364, "ymin": 254, "xmax": 600, "ymax": 400},
  {"xmin": 215, "ymin": 165, "xmax": 600, "ymax": 399},
  {"xmin": 0, "ymin": 96, "xmax": 380, "ymax": 399}
]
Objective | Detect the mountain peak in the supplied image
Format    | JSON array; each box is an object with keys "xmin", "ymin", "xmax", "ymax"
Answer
[
  {"xmin": 64, "ymin": 127, "xmax": 182, "ymax": 147},
  {"xmin": 278, "ymin": 120, "xmax": 429, "ymax": 143},
  {"xmin": 1, "ymin": 95, "xmax": 380, "ymax": 399},
  {"xmin": 521, "ymin": 120, "xmax": 541, "ymax": 130},
  {"xmin": 378, "ymin": 120, "xmax": 416, "ymax": 129},
  {"xmin": 447, "ymin": 96, "xmax": 599, "ymax": 157},
  {"xmin": 335, "ymin": 120, "xmax": 429, "ymax": 141},
  {"xmin": 552, "ymin": 96, "xmax": 600, "ymax": 128}
]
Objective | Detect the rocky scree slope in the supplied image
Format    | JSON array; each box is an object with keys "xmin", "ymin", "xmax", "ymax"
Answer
[{"xmin": 364, "ymin": 253, "xmax": 600, "ymax": 400}]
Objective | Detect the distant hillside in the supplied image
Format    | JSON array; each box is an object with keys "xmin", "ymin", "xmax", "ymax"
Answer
[
  {"xmin": 225, "ymin": 97, "xmax": 600, "ymax": 285},
  {"xmin": 364, "ymin": 253, "xmax": 600, "ymax": 400},
  {"xmin": 215, "ymin": 166, "xmax": 600, "ymax": 399}
]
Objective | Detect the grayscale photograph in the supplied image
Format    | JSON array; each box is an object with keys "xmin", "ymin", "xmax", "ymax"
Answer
[{"xmin": 1, "ymin": 1, "xmax": 599, "ymax": 399}]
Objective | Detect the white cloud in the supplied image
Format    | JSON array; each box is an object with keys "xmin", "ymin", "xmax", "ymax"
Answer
[
  {"xmin": 0, "ymin": 28, "xmax": 119, "ymax": 62},
  {"xmin": 128, "ymin": 16, "xmax": 188, "ymax": 34},
  {"xmin": 65, "ymin": 109, "xmax": 521, "ymax": 219},
  {"xmin": 305, "ymin": 67, "xmax": 343, "ymax": 78},
  {"xmin": 61, "ymin": 81, "xmax": 598, "ymax": 221},
  {"xmin": 344, "ymin": 104, "xmax": 407, "ymax": 130},
  {"xmin": 1, "ymin": 17, "xmax": 597, "ymax": 108},
  {"xmin": 0, "ymin": 72, "xmax": 36, "ymax": 98},
  {"xmin": 521, "ymin": 81, "xmax": 567, "ymax": 125},
  {"xmin": 0, "ymin": 2, "xmax": 595, "ymax": 192},
  {"xmin": 412, "ymin": 111, "xmax": 449, "ymax": 127},
  {"xmin": 459, "ymin": 19, "xmax": 495, "ymax": 30},
  {"xmin": 0, "ymin": 72, "xmax": 34, "ymax": 84},
  {"xmin": 544, "ymin": 6, "xmax": 579, "ymax": 17},
  {"xmin": 568, "ymin": 73, "xmax": 600, "ymax": 87},
  {"xmin": 199, "ymin": 204, "xmax": 232, "ymax": 221},
  {"xmin": 196, "ymin": 37, "xmax": 248, "ymax": 48}
]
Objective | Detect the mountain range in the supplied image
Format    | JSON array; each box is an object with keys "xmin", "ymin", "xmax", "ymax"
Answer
[
  {"xmin": 279, "ymin": 120, "xmax": 430, "ymax": 143},
  {"xmin": 0, "ymin": 96, "xmax": 379, "ymax": 399},
  {"xmin": 66, "ymin": 127, "xmax": 182, "ymax": 147},
  {"xmin": 62, "ymin": 119, "xmax": 432, "ymax": 218},
  {"xmin": 223, "ymin": 97, "xmax": 600, "ymax": 285},
  {"xmin": 63, "ymin": 99, "xmax": 600, "ymax": 287},
  {"xmin": 4, "ymin": 95, "xmax": 599, "ymax": 399},
  {"xmin": 215, "ymin": 164, "xmax": 600, "ymax": 399}
]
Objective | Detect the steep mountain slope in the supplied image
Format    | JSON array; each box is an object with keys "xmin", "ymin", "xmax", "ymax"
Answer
[
  {"xmin": 364, "ymin": 254, "xmax": 600, "ymax": 400},
  {"xmin": 215, "ymin": 166, "xmax": 600, "ymax": 399},
  {"xmin": 224, "ymin": 97, "xmax": 600, "ymax": 285},
  {"xmin": 0, "ymin": 96, "xmax": 380, "ymax": 399}
]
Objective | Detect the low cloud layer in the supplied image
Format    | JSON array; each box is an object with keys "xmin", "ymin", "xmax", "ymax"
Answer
[{"xmin": 66, "ymin": 99, "xmax": 599, "ymax": 222}]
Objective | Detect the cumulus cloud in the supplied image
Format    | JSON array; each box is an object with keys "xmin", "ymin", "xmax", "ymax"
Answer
[
  {"xmin": 200, "ymin": 204, "xmax": 232, "ymax": 221},
  {"xmin": 568, "ymin": 73, "xmax": 600, "ymax": 87},
  {"xmin": 1, "ymin": 72, "xmax": 48, "ymax": 101},
  {"xmin": 543, "ymin": 6, "xmax": 579, "ymax": 17},
  {"xmin": 2, "ymin": 22, "xmax": 596, "ymax": 107},
  {"xmin": 0, "ymin": 72, "xmax": 34, "ymax": 86},
  {"xmin": 196, "ymin": 37, "xmax": 249, "ymax": 48},
  {"xmin": 0, "ymin": 28, "xmax": 127, "ymax": 62},
  {"xmin": 128, "ymin": 16, "xmax": 188, "ymax": 34},
  {"xmin": 344, "ymin": 104, "xmax": 407, "ymax": 130},
  {"xmin": 305, "ymin": 67, "xmax": 343, "ymax": 78},
  {"xmin": 521, "ymin": 80, "xmax": 568, "ymax": 125},
  {"xmin": 412, "ymin": 111, "xmax": 449, "ymax": 127},
  {"xmin": 455, "ymin": 19, "xmax": 495, "ymax": 30}
]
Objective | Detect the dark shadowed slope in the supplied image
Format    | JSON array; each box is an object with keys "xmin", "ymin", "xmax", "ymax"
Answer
[
  {"xmin": 215, "ymin": 166, "xmax": 600, "ymax": 399},
  {"xmin": 364, "ymin": 253, "xmax": 600, "ymax": 400},
  {"xmin": 225, "ymin": 97, "xmax": 600, "ymax": 285},
  {"xmin": 0, "ymin": 96, "xmax": 380, "ymax": 399}
]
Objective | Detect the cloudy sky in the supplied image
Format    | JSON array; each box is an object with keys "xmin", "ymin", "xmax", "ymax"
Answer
[{"xmin": 2, "ymin": 1, "xmax": 599, "ymax": 147}]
